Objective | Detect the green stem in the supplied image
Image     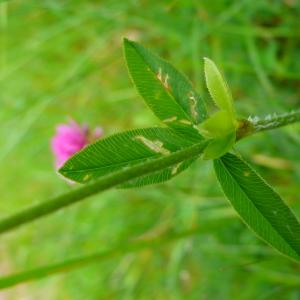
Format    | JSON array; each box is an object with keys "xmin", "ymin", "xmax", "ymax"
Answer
[
  {"xmin": 237, "ymin": 109, "xmax": 300, "ymax": 140},
  {"xmin": 0, "ymin": 141, "xmax": 209, "ymax": 235},
  {"xmin": 251, "ymin": 109, "xmax": 300, "ymax": 133},
  {"xmin": 0, "ymin": 110, "xmax": 300, "ymax": 236}
]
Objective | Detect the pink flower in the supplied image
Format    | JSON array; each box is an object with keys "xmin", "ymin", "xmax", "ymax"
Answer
[{"xmin": 51, "ymin": 120, "xmax": 103, "ymax": 169}]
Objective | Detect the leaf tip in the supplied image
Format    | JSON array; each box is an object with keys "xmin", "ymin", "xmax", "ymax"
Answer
[
  {"xmin": 123, "ymin": 37, "xmax": 137, "ymax": 48},
  {"xmin": 58, "ymin": 161, "xmax": 71, "ymax": 177},
  {"xmin": 203, "ymin": 56, "xmax": 211, "ymax": 63},
  {"xmin": 123, "ymin": 37, "xmax": 130, "ymax": 44},
  {"xmin": 58, "ymin": 166, "xmax": 66, "ymax": 176},
  {"xmin": 203, "ymin": 57, "xmax": 215, "ymax": 70}
]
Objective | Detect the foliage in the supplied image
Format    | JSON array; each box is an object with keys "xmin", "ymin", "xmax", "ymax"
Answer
[
  {"xmin": 59, "ymin": 38, "xmax": 300, "ymax": 265},
  {"xmin": 214, "ymin": 153, "xmax": 300, "ymax": 261},
  {"xmin": 2, "ymin": 1, "xmax": 300, "ymax": 299}
]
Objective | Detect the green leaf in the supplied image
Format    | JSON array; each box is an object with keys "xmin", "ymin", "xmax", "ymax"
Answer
[
  {"xmin": 198, "ymin": 110, "xmax": 236, "ymax": 160},
  {"xmin": 214, "ymin": 153, "xmax": 300, "ymax": 261},
  {"xmin": 198, "ymin": 110, "xmax": 236, "ymax": 138},
  {"xmin": 60, "ymin": 127, "xmax": 197, "ymax": 186},
  {"xmin": 204, "ymin": 57, "xmax": 235, "ymax": 117},
  {"xmin": 122, "ymin": 157, "xmax": 196, "ymax": 188},
  {"xmin": 124, "ymin": 38, "xmax": 206, "ymax": 141},
  {"xmin": 202, "ymin": 132, "xmax": 235, "ymax": 160}
]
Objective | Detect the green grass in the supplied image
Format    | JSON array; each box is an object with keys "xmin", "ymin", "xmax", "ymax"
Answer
[{"xmin": 1, "ymin": 0, "xmax": 300, "ymax": 299}]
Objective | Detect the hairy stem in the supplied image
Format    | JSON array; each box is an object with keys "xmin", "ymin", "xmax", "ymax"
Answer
[
  {"xmin": 0, "ymin": 141, "xmax": 209, "ymax": 235},
  {"xmin": 237, "ymin": 109, "xmax": 300, "ymax": 140},
  {"xmin": 0, "ymin": 110, "xmax": 299, "ymax": 236},
  {"xmin": 251, "ymin": 109, "xmax": 300, "ymax": 133}
]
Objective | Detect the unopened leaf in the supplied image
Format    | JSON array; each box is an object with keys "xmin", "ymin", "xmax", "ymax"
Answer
[
  {"xmin": 204, "ymin": 57, "xmax": 235, "ymax": 117},
  {"xmin": 198, "ymin": 110, "xmax": 236, "ymax": 138},
  {"xmin": 202, "ymin": 132, "xmax": 235, "ymax": 160}
]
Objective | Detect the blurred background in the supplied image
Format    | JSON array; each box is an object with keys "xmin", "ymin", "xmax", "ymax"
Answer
[{"xmin": 1, "ymin": 0, "xmax": 300, "ymax": 299}]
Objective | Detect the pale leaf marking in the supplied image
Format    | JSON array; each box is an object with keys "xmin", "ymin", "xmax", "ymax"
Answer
[
  {"xmin": 171, "ymin": 162, "xmax": 183, "ymax": 175},
  {"xmin": 134, "ymin": 136, "xmax": 171, "ymax": 155},
  {"xmin": 179, "ymin": 119, "xmax": 193, "ymax": 125},
  {"xmin": 163, "ymin": 116, "xmax": 177, "ymax": 123},
  {"xmin": 156, "ymin": 68, "xmax": 170, "ymax": 90},
  {"xmin": 188, "ymin": 91, "xmax": 198, "ymax": 120}
]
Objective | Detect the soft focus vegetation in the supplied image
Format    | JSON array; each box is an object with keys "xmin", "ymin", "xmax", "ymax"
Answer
[{"xmin": 1, "ymin": 0, "xmax": 300, "ymax": 299}]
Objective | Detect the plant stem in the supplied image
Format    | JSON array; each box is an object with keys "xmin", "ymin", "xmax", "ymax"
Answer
[
  {"xmin": 0, "ymin": 110, "xmax": 300, "ymax": 236},
  {"xmin": 251, "ymin": 110, "xmax": 300, "ymax": 133},
  {"xmin": 237, "ymin": 109, "xmax": 300, "ymax": 140},
  {"xmin": 0, "ymin": 141, "xmax": 209, "ymax": 235}
]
